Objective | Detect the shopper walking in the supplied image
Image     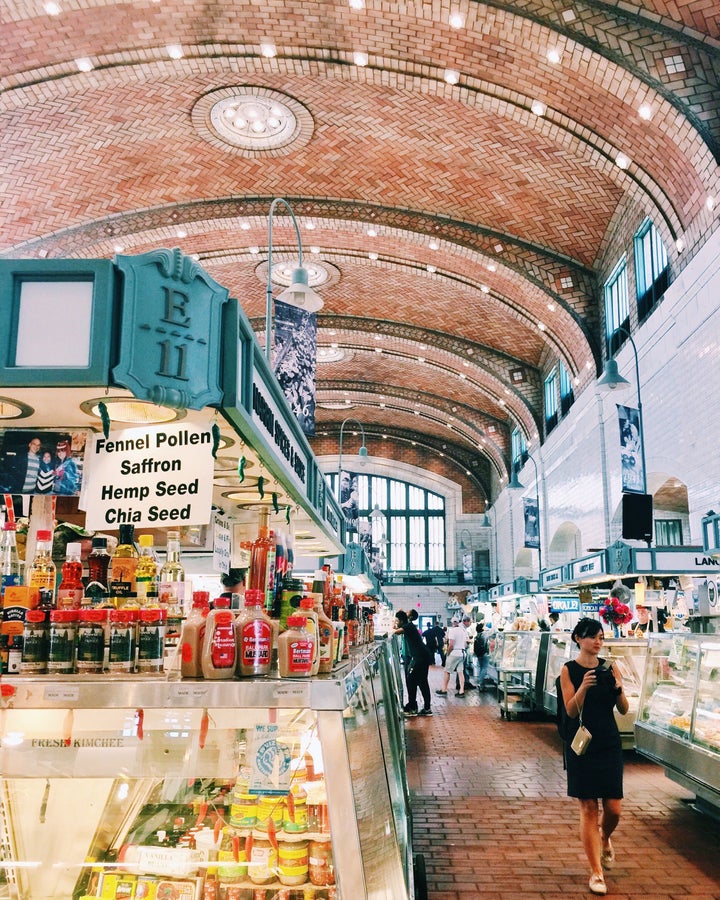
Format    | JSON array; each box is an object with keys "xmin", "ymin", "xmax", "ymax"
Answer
[
  {"xmin": 435, "ymin": 616, "xmax": 469, "ymax": 697},
  {"xmin": 559, "ymin": 617, "xmax": 629, "ymax": 896},
  {"xmin": 394, "ymin": 610, "xmax": 433, "ymax": 716},
  {"xmin": 473, "ymin": 622, "xmax": 490, "ymax": 691}
]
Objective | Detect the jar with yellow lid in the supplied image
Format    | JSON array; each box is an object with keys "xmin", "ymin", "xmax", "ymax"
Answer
[
  {"xmin": 255, "ymin": 794, "xmax": 284, "ymax": 833},
  {"xmin": 277, "ymin": 838, "xmax": 309, "ymax": 886},
  {"xmin": 247, "ymin": 833, "xmax": 277, "ymax": 885}
]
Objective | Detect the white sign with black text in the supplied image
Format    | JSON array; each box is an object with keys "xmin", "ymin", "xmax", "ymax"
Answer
[{"xmin": 80, "ymin": 423, "xmax": 215, "ymax": 529}]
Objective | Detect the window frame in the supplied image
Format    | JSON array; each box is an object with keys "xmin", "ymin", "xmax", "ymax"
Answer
[
  {"xmin": 604, "ymin": 256, "xmax": 629, "ymax": 356},
  {"xmin": 634, "ymin": 218, "xmax": 669, "ymax": 321}
]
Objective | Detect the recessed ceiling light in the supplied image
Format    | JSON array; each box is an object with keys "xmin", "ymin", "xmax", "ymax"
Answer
[
  {"xmin": 43, "ymin": 1, "xmax": 61, "ymax": 14},
  {"xmin": 114, "ymin": 244, "xmax": 124, "ymax": 253},
  {"xmin": 548, "ymin": 302, "xmax": 556, "ymax": 311},
  {"xmin": 375, "ymin": 347, "xmax": 383, "ymax": 353},
  {"xmin": 166, "ymin": 44, "xmax": 184, "ymax": 59},
  {"xmin": 260, "ymin": 42, "xmax": 277, "ymax": 58},
  {"xmin": 249, "ymin": 246, "xmax": 260, "ymax": 254},
  {"xmin": 449, "ymin": 10, "xmax": 466, "ymax": 28},
  {"xmin": 480, "ymin": 284, "xmax": 490, "ymax": 293},
  {"xmin": 638, "ymin": 104, "xmax": 653, "ymax": 121},
  {"xmin": 353, "ymin": 51, "xmax": 369, "ymax": 66},
  {"xmin": 538, "ymin": 322, "xmax": 546, "ymax": 331},
  {"xmin": 444, "ymin": 69, "xmax": 461, "ymax": 85},
  {"xmin": 369, "ymin": 251, "xmax": 378, "ymax": 260},
  {"xmin": 176, "ymin": 228, "xmax": 187, "ymax": 238},
  {"xmin": 706, "ymin": 196, "xmax": 716, "ymax": 211},
  {"xmin": 310, "ymin": 246, "xmax": 320, "ymax": 254},
  {"xmin": 427, "ymin": 265, "xmax": 436, "ymax": 273},
  {"xmin": 531, "ymin": 100, "xmax": 546, "ymax": 116},
  {"xmin": 367, "ymin": 227, "xmax": 377, "ymax": 236},
  {"xmin": 459, "ymin": 372, "xmax": 467, "ymax": 379},
  {"xmin": 615, "ymin": 152, "xmax": 631, "ymax": 170},
  {"xmin": 547, "ymin": 48, "xmax": 561, "ymax": 64},
  {"xmin": 349, "ymin": 0, "xmax": 365, "ymax": 8},
  {"xmin": 75, "ymin": 57, "xmax": 94, "ymax": 72},
  {"xmin": 305, "ymin": 222, "xmax": 316, "ymax": 230},
  {"xmin": 429, "ymin": 239, "xmax": 439, "ymax": 250},
  {"xmin": 675, "ymin": 238, "xmax": 685, "ymax": 252},
  {"xmin": 418, "ymin": 357, "xmax": 425, "ymax": 364},
  {"xmin": 240, "ymin": 222, "xmax": 251, "ymax": 230},
  {"xmin": 487, "ymin": 263, "xmax": 496, "ymax": 272}
]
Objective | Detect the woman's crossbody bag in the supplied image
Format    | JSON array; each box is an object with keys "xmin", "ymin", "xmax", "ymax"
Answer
[{"xmin": 570, "ymin": 702, "xmax": 592, "ymax": 756}]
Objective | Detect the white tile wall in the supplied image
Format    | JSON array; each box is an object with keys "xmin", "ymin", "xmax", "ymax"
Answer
[{"xmin": 495, "ymin": 226, "xmax": 720, "ymax": 581}]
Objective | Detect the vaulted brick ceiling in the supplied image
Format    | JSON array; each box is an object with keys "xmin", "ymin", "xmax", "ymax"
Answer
[{"xmin": 2, "ymin": 0, "xmax": 718, "ymax": 507}]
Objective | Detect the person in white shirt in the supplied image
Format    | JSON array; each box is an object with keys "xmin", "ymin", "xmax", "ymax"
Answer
[{"xmin": 435, "ymin": 617, "xmax": 470, "ymax": 697}]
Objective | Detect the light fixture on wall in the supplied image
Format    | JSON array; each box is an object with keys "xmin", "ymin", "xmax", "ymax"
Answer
[
  {"xmin": 597, "ymin": 325, "xmax": 647, "ymax": 495},
  {"xmin": 264, "ymin": 197, "xmax": 323, "ymax": 362}
]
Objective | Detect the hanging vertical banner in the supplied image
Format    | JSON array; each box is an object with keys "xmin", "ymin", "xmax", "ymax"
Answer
[
  {"xmin": 273, "ymin": 300, "xmax": 317, "ymax": 436},
  {"xmin": 617, "ymin": 404, "xmax": 645, "ymax": 493},
  {"xmin": 339, "ymin": 469, "xmax": 359, "ymax": 533},
  {"xmin": 523, "ymin": 496, "xmax": 540, "ymax": 549}
]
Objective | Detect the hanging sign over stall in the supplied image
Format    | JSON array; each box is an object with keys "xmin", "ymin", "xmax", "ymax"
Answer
[{"xmin": 80, "ymin": 423, "xmax": 214, "ymax": 529}]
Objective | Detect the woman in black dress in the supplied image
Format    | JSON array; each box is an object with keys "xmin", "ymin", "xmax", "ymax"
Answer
[{"xmin": 560, "ymin": 617, "xmax": 629, "ymax": 896}]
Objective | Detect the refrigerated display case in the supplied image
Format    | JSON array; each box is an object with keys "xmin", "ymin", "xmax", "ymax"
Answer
[
  {"xmin": 0, "ymin": 641, "xmax": 414, "ymax": 900},
  {"xmin": 541, "ymin": 634, "xmax": 647, "ymax": 749},
  {"xmin": 493, "ymin": 631, "xmax": 550, "ymax": 717},
  {"xmin": 636, "ymin": 633, "xmax": 720, "ymax": 816}
]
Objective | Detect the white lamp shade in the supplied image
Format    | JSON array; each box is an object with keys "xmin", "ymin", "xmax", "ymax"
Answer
[{"xmin": 275, "ymin": 267, "xmax": 324, "ymax": 312}]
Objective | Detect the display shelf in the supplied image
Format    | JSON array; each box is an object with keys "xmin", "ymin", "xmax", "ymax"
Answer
[
  {"xmin": 636, "ymin": 633, "xmax": 720, "ymax": 815},
  {"xmin": 497, "ymin": 668, "xmax": 534, "ymax": 719},
  {"xmin": 492, "ymin": 631, "xmax": 550, "ymax": 713},
  {"xmin": 0, "ymin": 642, "xmax": 413, "ymax": 900}
]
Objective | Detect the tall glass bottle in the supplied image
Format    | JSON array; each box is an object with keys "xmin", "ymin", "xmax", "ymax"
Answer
[
  {"xmin": 136, "ymin": 534, "xmax": 159, "ymax": 603},
  {"xmin": 57, "ymin": 542, "xmax": 84, "ymax": 609},
  {"xmin": 109, "ymin": 524, "xmax": 138, "ymax": 598},
  {"xmin": 1, "ymin": 521, "xmax": 22, "ymax": 600},
  {"xmin": 249, "ymin": 510, "xmax": 275, "ymax": 613},
  {"xmin": 27, "ymin": 529, "xmax": 56, "ymax": 603},
  {"xmin": 85, "ymin": 536, "xmax": 111, "ymax": 603},
  {"xmin": 160, "ymin": 531, "xmax": 185, "ymax": 584}
]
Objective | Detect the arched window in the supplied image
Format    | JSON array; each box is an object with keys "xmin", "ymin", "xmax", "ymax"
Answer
[{"xmin": 328, "ymin": 472, "xmax": 445, "ymax": 573}]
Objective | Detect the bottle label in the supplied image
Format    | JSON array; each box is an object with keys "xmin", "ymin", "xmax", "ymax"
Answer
[
  {"xmin": 288, "ymin": 637, "xmax": 314, "ymax": 674},
  {"xmin": 210, "ymin": 622, "xmax": 236, "ymax": 669},
  {"xmin": 318, "ymin": 623, "xmax": 334, "ymax": 663},
  {"xmin": 1, "ymin": 574, "xmax": 20, "ymax": 593},
  {"xmin": 110, "ymin": 558, "xmax": 137, "ymax": 595},
  {"xmin": 48, "ymin": 624, "xmax": 76, "ymax": 670},
  {"xmin": 57, "ymin": 587, "xmax": 83, "ymax": 609},
  {"xmin": 240, "ymin": 619, "xmax": 272, "ymax": 668}
]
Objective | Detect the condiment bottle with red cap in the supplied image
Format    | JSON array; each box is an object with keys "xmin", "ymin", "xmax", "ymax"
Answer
[
  {"xmin": 201, "ymin": 597, "xmax": 237, "ymax": 679},
  {"xmin": 235, "ymin": 588, "xmax": 274, "ymax": 677},
  {"xmin": 278, "ymin": 616, "xmax": 315, "ymax": 678},
  {"xmin": 180, "ymin": 591, "xmax": 210, "ymax": 678}
]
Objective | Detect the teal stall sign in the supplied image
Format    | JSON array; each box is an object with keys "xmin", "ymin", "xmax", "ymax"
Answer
[{"xmin": 113, "ymin": 248, "xmax": 228, "ymax": 410}]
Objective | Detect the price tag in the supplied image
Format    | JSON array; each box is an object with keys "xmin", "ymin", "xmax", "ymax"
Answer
[{"xmin": 44, "ymin": 686, "xmax": 80, "ymax": 702}]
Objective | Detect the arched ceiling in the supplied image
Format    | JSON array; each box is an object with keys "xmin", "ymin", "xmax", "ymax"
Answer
[{"xmin": 2, "ymin": 0, "xmax": 719, "ymax": 507}]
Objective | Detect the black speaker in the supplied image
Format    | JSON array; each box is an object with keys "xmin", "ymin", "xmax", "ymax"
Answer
[{"xmin": 622, "ymin": 493, "xmax": 653, "ymax": 541}]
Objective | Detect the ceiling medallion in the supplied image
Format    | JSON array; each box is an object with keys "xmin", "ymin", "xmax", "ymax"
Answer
[{"xmin": 192, "ymin": 87, "xmax": 313, "ymax": 157}]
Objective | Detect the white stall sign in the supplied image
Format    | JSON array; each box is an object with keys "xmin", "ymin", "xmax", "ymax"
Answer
[{"xmin": 81, "ymin": 423, "xmax": 214, "ymax": 529}]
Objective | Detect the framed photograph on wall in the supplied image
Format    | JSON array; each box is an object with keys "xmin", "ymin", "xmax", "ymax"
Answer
[{"xmin": 0, "ymin": 428, "xmax": 89, "ymax": 497}]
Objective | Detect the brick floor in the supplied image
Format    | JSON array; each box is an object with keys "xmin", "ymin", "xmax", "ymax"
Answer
[{"xmin": 405, "ymin": 666, "xmax": 720, "ymax": 899}]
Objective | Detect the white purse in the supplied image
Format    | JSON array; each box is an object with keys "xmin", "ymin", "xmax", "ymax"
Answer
[{"xmin": 570, "ymin": 704, "xmax": 592, "ymax": 756}]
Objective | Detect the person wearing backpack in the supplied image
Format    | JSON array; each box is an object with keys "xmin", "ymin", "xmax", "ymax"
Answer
[
  {"xmin": 559, "ymin": 617, "xmax": 629, "ymax": 896},
  {"xmin": 473, "ymin": 622, "xmax": 490, "ymax": 691}
]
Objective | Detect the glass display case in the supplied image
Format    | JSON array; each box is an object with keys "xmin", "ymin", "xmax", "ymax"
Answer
[
  {"xmin": 636, "ymin": 633, "xmax": 720, "ymax": 816},
  {"xmin": 542, "ymin": 634, "xmax": 647, "ymax": 749},
  {"xmin": 0, "ymin": 642, "xmax": 414, "ymax": 900},
  {"xmin": 492, "ymin": 631, "xmax": 550, "ymax": 716}
]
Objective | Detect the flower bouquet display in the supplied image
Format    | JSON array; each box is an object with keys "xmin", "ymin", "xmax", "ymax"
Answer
[{"xmin": 599, "ymin": 595, "xmax": 633, "ymax": 637}]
